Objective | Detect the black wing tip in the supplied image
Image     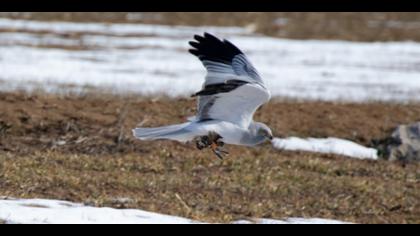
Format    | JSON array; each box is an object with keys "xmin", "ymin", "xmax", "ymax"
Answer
[
  {"xmin": 188, "ymin": 41, "xmax": 199, "ymax": 48},
  {"xmin": 194, "ymin": 34, "xmax": 205, "ymax": 40},
  {"xmin": 203, "ymin": 32, "xmax": 212, "ymax": 37},
  {"xmin": 222, "ymin": 39, "xmax": 242, "ymax": 53},
  {"xmin": 203, "ymin": 32, "xmax": 220, "ymax": 40},
  {"xmin": 191, "ymin": 32, "xmax": 219, "ymax": 44},
  {"xmin": 188, "ymin": 49, "xmax": 199, "ymax": 56},
  {"xmin": 188, "ymin": 32, "xmax": 242, "ymax": 63}
]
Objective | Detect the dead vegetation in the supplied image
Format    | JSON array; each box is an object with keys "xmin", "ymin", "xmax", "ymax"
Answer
[
  {"xmin": 3, "ymin": 12, "xmax": 420, "ymax": 42},
  {"xmin": 0, "ymin": 91, "xmax": 419, "ymax": 223}
]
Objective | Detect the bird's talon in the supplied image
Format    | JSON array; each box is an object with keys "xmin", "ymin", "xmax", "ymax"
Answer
[
  {"xmin": 195, "ymin": 133, "xmax": 228, "ymax": 160},
  {"xmin": 212, "ymin": 149, "xmax": 224, "ymax": 160},
  {"xmin": 218, "ymin": 148, "xmax": 229, "ymax": 155}
]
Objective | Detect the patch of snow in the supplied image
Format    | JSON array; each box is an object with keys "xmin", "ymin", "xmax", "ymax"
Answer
[
  {"xmin": 272, "ymin": 137, "xmax": 378, "ymax": 160},
  {"xmin": 0, "ymin": 198, "xmax": 351, "ymax": 224},
  {"xmin": 0, "ymin": 198, "xmax": 198, "ymax": 224},
  {"xmin": 0, "ymin": 18, "xmax": 251, "ymax": 37},
  {"xmin": 0, "ymin": 18, "xmax": 420, "ymax": 102}
]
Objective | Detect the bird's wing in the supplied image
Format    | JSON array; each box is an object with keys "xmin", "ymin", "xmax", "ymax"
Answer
[
  {"xmin": 189, "ymin": 32, "xmax": 264, "ymax": 86},
  {"xmin": 189, "ymin": 32, "xmax": 270, "ymax": 129}
]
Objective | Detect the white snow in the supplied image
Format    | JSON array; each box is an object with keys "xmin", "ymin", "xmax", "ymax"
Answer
[
  {"xmin": 0, "ymin": 18, "xmax": 420, "ymax": 102},
  {"xmin": 0, "ymin": 198, "xmax": 197, "ymax": 224},
  {"xmin": 272, "ymin": 137, "xmax": 378, "ymax": 160},
  {"xmin": 0, "ymin": 18, "xmax": 251, "ymax": 37},
  {"xmin": 0, "ymin": 198, "xmax": 351, "ymax": 224}
]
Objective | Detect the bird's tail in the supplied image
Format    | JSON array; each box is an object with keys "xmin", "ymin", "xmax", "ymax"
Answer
[{"xmin": 132, "ymin": 122, "xmax": 192, "ymax": 143}]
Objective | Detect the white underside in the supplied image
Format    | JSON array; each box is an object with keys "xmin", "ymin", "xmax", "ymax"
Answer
[
  {"xmin": 133, "ymin": 120, "xmax": 248, "ymax": 146},
  {"xmin": 186, "ymin": 120, "xmax": 248, "ymax": 145}
]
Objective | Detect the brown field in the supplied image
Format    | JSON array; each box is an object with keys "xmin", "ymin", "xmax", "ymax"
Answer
[
  {"xmin": 0, "ymin": 91, "xmax": 419, "ymax": 223},
  {"xmin": 3, "ymin": 12, "xmax": 420, "ymax": 42}
]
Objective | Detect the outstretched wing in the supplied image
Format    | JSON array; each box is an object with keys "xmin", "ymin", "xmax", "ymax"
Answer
[{"xmin": 189, "ymin": 32, "xmax": 270, "ymax": 129}]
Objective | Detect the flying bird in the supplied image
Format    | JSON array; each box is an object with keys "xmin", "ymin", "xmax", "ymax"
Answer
[{"xmin": 133, "ymin": 33, "xmax": 272, "ymax": 159}]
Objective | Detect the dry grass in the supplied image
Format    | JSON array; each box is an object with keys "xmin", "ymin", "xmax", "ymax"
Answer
[
  {"xmin": 1, "ymin": 150, "xmax": 419, "ymax": 223},
  {"xmin": 3, "ymin": 12, "xmax": 420, "ymax": 42},
  {"xmin": 0, "ymin": 91, "xmax": 419, "ymax": 223}
]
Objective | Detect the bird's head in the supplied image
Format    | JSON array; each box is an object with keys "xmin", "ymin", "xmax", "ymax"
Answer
[{"xmin": 255, "ymin": 122, "xmax": 273, "ymax": 141}]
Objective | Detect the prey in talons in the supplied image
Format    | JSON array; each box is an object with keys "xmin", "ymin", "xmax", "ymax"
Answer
[{"xmin": 195, "ymin": 131, "xmax": 229, "ymax": 160}]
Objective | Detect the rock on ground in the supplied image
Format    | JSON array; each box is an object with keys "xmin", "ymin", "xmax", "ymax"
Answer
[{"xmin": 377, "ymin": 122, "xmax": 420, "ymax": 162}]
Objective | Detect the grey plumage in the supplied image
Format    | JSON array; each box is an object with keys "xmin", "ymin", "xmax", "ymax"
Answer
[{"xmin": 133, "ymin": 32, "xmax": 272, "ymax": 152}]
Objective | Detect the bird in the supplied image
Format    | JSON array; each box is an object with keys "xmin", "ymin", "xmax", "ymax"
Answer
[{"xmin": 133, "ymin": 32, "xmax": 273, "ymax": 159}]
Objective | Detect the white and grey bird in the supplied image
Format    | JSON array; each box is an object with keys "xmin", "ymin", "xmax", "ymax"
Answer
[{"xmin": 133, "ymin": 32, "xmax": 273, "ymax": 159}]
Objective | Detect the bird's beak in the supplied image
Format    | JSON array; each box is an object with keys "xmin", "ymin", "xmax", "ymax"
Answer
[{"xmin": 267, "ymin": 134, "xmax": 273, "ymax": 141}]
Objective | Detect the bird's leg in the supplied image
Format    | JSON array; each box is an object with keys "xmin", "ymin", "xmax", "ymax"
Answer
[
  {"xmin": 195, "ymin": 132, "xmax": 220, "ymax": 150},
  {"xmin": 208, "ymin": 132, "xmax": 229, "ymax": 160},
  {"xmin": 210, "ymin": 142, "xmax": 223, "ymax": 160},
  {"xmin": 195, "ymin": 132, "xmax": 229, "ymax": 160}
]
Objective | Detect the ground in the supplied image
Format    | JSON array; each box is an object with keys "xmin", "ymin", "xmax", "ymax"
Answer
[
  {"xmin": 4, "ymin": 12, "xmax": 420, "ymax": 42},
  {"xmin": 0, "ymin": 91, "xmax": 419, "ymax": 223}
]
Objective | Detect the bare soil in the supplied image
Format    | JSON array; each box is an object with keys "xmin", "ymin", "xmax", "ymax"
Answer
[{"xmin": 0, "ymin": 91, "xmax": 419, "ymax": 223}]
